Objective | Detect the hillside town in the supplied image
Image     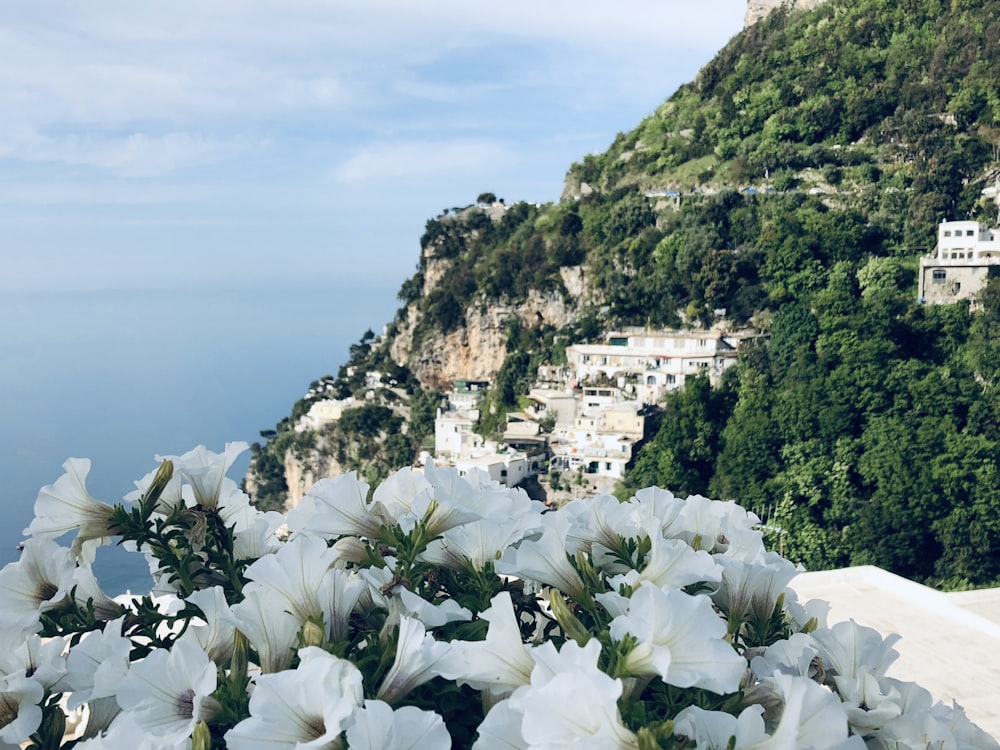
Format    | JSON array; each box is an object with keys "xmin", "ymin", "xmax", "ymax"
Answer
[{"xmin": 295, "ymin": 324, "xmax": 757, "ymax": 499}]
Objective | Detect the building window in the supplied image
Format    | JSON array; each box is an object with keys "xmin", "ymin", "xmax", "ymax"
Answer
[
  {"xmin": 932, "ymin": 269, "xmax": 946, "ymax": 284},
  {"xmin": 944, "ymin": 230, "xmax": 952, "ymax": 237},
  {"xmin": 500, "ymin": 469, "xmax": 507, "ymax": 477},
  {"xmin": 967, "ymin": 230, "xmax": 975, "ymax": 236},
  {"xmin": 952, "ymin": 253, "xmax": 958, "ymax": 259}
]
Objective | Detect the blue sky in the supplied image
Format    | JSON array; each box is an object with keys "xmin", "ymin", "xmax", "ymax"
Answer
[{"xmin": 1, "ymin": 1, "xmax": 746, "ymax": 292}]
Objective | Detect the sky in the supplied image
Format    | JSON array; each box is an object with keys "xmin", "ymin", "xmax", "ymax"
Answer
[{"xmin": 1, "ymin": 1, "xmax": 747, "ymax": 293}]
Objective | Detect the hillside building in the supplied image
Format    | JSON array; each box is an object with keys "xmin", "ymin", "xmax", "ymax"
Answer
[
  {"xmin": 565, "ymin": 328, "xmax": 743, "ymax": 403},
  {"xmin": 295, "ymin": 397, "xmax": 355, "ymax": 432},
  {"xmin": 918, "ymin": 220, "xmax": 1000, "ymax": 305}
]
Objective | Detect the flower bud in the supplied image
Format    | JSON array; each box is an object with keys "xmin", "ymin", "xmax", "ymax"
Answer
[
  {"xmin": 191, "ymin": 720, "xmax": 212, "ymax": 750},
  {"xmin": 142, "ymin": 460, "xmax": 174, "ymax": 518},
  {"xmin": 548, "ymin": 591, "xmax": 590, "ymax": 646},
  {"xmin": 301, "ymin": 619, "xmax": 326, "ymax": 649}
]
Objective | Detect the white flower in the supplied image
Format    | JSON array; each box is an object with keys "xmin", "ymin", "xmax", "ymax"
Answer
[
  {"xmin": 419, "ymin": 519, "xmax": 528, "ymax": 573},
  {"xmin": 674, "ymin": 675, "xmax": 855, "ymax": 750},
  {"xmin": 160, "ymin": 442, "xmax": 248, "ymax": 510},
  {"xmin": 371, "ymin": 467, "xmax": 434, "ymax": 530},
  {"xmin": 286, "ymin": 472, "xmax": 382, "ymax": 539},
  {"xmin": 440, "ymin": 591, "xmax": 534, "ymax": 693},
  {"xmin": 506, "ymin": 639, "xmax": 638, "ymax": 749},
  {"xmin": 0, "ymin": 537, "xmax": 76, "ymax": 631},
  {"xmin": 227, "ymin": 588, "xmax": 301, "ymax": 673},
  {"xmin": 116, "ymin": 639, "xmax": 219, "ymax": 745},
  {"xmin": 668, "ymin": 494, "xmax": 762, "ymax": 555},
  {"xmin": 24, "ymin": 458, "xmax": 115, "ymax": 560},
  {"xmin": 320, "ymin": 567, "xmax": 367, "ymax": 643},
  {"xmin": 473, "ymin": 698, "xmax": 529, "ymax": 750},
  {"xmin": 125, "ymin": 465, "xmax": 184, "ymax": 514},
  {"xmin": 224, "ymin": 646, "xmax": 363, "ymax": 750},
  {"xmin": 0, "ymin": 673, "xmax": 44, "ymax": 745},
  {"xmin": 495, "ymin": 523, "xmax": 586, "ymax": 601},
  {"xmin": 749, "ymin": 633, "xmax": 820, "ymax": 681},
  {"xmin": 395, "ymin": 588, "xmax": 472, "ymax": 629},
  {"xmin": 61, "ymin": 617, "xmax": 131, "ymax": 709},
  {"xmin": 607, "ymin": 535, "xmax": 721, "ymax": 592},
  {"xmin": 346, "ymin": 700, "xmax": 451, "ymax": 750},
  {"xmin": 242, "ymin": 534, "xmax": 342, "ymax": 625},
  {"xmin": 711, "ymin": 553, "xmax": 800, "ymax": 625},
  {"xmin": 811, "ymin": 620, "xmax": 900, "ymax": 682},
  {"xmin": 565, "ymin": 494, "xmax": 646, "ymax": 555},
  {"xmin": 376, "ymin": 616, "xmax": 453, "ymax": 705},
  {"xmin": 610, "ymin": 585, "xmax": 745, "ymax": 694},
  {"xmin": 181, "ymin": 586, "xmax": 236, "ymax": 665},
  {"xmin": 232, "ymin": 511, "xmax": 286, "ymax": 560}
]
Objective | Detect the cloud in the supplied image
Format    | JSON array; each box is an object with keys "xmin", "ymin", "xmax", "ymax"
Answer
[
  {"xmin": 332, "ymin": 139, "xmax": 514, "ymax": 185},
  {"xmin": 0, "ymin": 128, "xmax": 259, "ymax": 177}
]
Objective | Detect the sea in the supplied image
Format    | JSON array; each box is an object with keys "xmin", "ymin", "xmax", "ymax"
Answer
[{"xmin": 0, "ymin": 284, "xmax": 400, "ymax": 594}]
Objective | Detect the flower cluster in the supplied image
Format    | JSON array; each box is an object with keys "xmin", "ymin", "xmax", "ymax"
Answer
[{"xmin": 2, "ymin": 442, "xmax": 997, "ymax": 749}]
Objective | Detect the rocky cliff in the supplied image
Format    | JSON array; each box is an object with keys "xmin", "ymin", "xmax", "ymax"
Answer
[{"xmin": 745, "ymin": 0, "xmax": 827, "ymax": 26}]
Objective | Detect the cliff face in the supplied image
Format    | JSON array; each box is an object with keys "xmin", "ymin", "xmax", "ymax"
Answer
[
  {"xmin": 390, "ymin": 246, "xmax": 590, "ymax": 390},
  {"xmin": 745, "ymin": 0, "xmax": 827, "ymax": 26}
]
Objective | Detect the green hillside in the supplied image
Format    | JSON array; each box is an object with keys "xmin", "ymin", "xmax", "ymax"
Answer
[{"xmin": 252, "ymin": 0, "xmax": 1000, "ymax": 589}]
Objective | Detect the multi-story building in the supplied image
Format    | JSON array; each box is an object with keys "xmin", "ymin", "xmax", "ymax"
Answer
[
  {"xmin": 565, "ymin": 328, "xmax": 743, "ymax": 403},
  {"xmin": 918, "ymin": 220, "xmax": 1000, "ymax": 305}
]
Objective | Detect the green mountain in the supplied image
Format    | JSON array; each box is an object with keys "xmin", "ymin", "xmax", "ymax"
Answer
[{"xmin": 249, "ymin": 0, "xmax": 1000, "ymax": 589}]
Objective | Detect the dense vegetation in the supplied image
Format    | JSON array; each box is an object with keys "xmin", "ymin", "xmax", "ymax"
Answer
[{"xmin": 252, "ymin": 0, "xmax": 1000, "ymax": 588}]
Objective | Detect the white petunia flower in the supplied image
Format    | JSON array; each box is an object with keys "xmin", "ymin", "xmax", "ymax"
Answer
[
  {"xmin": 227, "ymin": 588, "xmax": 301, "ymax": 674},
  {"xmin": 495, "ymin": 523, "xmax": 586, "ymax": 601},
  {"xmin": 345, "ymin": 700, "xmax": 451, "ymax": 750},
  {"xmin": 395, "ymin": 588, "xmax": 472, "ymax": 629},
  {"xmin": 371, "ymin": 467, "xmax": 434, "ymax": 530},
  {"xmin": 610, "ymin": 585, "xmax": 745, "ymax": 694},
  {"xmin": 116, "ymin": 639, "xmax": 219, "ymax": 745},
  {"xmin": 224, "ymin": 646, "xmax": 363, "ymax": 750},
  {"xmin": 711, "ymin": 552, "xmax": 800, "ymax": 625},
  {"xmin": 320, "ymin": 566, "xmax": 367, "ymax": 643},
  {"xmin": 440, "ymin": 591, "xmax": 534, "ymax": 694},
  {"xmin": 181, "ymin": 586, "xmax": 236, "ymax": 665},
  {"xmin": 506, "ymin": 639, "xmax": 638, "ymax": 749},
  {"xmin": 23, "ymin": 458, "xmax": 116, "ymax": 560},
  {"xmin": 286, "ymin": 472, "xmax": 382, "ymax": 539},
  {"xmin": 61, "ymin": 617, "xmax": 131, "ymax": 710},
  {"xmin": 419, "ymin": 518, "xmax": 528, "ymax": 573},
  {"xmin": 242, "ymin": 534, "xmax": 342, "ymax": 625},
  {"xmin": 811, "ymin": 619, "xmax": 900, "ymax": 682},
  {"xmin": 0, "ymin": 673, "xmax": 44, "ymax": 745},
  {"xmin": 159, "ymin": 442, "xmax": 248, "ymax": 510},
  {"xmin": 607, "ymin": 535, "xmax": 721, "ymax": 592},
  {"xmin": 0, "ymin": 537, "xmax": 76, "ymax": 632},
  {"xmin": 232, "ymin": 510, "xmax": 286, "ymax": 560},
  {"xmin": 376, "ymin": 616, "xmax": 454, "ymax": 705},
  {"xmin": 473, "ymin": 698, "xmax": 529, "ymax": 750}
]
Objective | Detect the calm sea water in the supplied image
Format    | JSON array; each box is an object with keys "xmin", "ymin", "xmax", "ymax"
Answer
[{"xmin": 0, "ymin": 285, "xmax": 399, "ymax": 593}]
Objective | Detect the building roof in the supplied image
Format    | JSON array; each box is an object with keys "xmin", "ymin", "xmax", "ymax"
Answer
[{"xmin": 790, "ymin": 566, "xmax": 1000, "ymax": 738}]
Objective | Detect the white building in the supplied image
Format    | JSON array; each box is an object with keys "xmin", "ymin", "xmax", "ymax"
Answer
[
  {"xmin": 565, "ymin": 328, "xmax": 742, "ymax": 402},
  {"xmin": 452, "ymin": 450, "xmax": 536, "ymax": 487},
  {"xmin": 295, "ymin": 397, "xmax": 356, "ymax": 432},
  {"xmin": 548, "ymin": 401, "xmax": 648, "ymax": 480},
  {"xmin": 918, "ymin": 219, "xmax": 1000, "ymax": 305},
  {"xmin": 434, "ymin": 407, "xmax": 484, "ymax": 456}
]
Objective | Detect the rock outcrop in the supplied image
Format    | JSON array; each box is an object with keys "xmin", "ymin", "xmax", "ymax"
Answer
[
  {"xmin": 745, "ymin": 0, "xmax": 827, "ymax": 26},
  {"xmin": 389, "ymin": 281, "xmax": 586, "ymax": 391}
]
